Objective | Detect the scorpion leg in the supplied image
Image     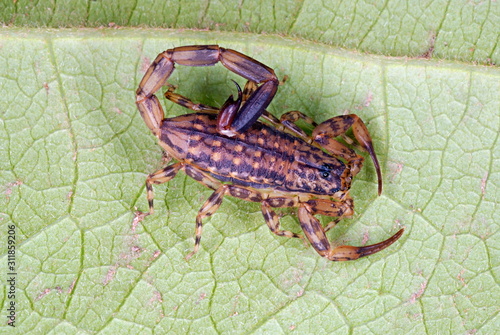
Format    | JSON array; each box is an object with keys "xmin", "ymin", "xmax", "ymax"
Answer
[
  {"xmin": 186, "ymin": 185, "xmax": 227, "ymax": 260},
  {"xmin": 184, "ymin": 178, "xmax": 307, "ymax": 259},
  {"xmin": 312, "ymin": 114, "xmax": 382, "ymax": 195},
  {"xmin": 223, "ymin": 185, "xmax": 304, "ymax": 241},
  {"xmin": 279, "ymin": 110, "xmax": 318, "ymax": 138},
  {"xmin": 304, "ymin": 197, "xmax": 346, "ymax": 232},
  {"xmin": 145, "ymin": 162, "xmax": 183, "ymax": 215},
  {"xmin": 164, "ymin": 85, "xmax": 219, "ymax": 113},
  {"xmin": 242, "ymin": 80, "xmax": 258, "ymax": 102},
  {"xmin": 146, "ymin": 163, "xmax": 226, "ymax": 260},
  {"xmin": 183, "ymin": 164, "xmax": 222, "ymax": 191},
  {"xmin": 183, "ymin": 167, "xmax": 308, "ymax": 259},
  {"xmin": 305, "ymin": 196, "xmax": 354, "ymax": 218},
  {"xmin": 136, "ymin": 45, "xmax": 279, "ymax": 137},
  {"xmin": 252, "ymin": 109, "xmax": 318, "ymax": 146},
  {"xmin": 324, "ymin": 218, "xmax": 341, "ymax": 233},
  {"xmin": 261, "ymin": 201, "xmax": 302, "ymax": 239},
  {"xmin": 297, "ymin": 205, "xmax": 403, "ymax": 261}
]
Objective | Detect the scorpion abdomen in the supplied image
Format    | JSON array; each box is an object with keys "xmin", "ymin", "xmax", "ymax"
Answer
[{"xmin": 161, "ymin": 113, "xmax": 294, "ymax": 189}]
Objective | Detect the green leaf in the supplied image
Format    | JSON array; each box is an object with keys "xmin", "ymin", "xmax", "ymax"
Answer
[
  {"xmin": 1, "ymin": 0, "xmax": 498, "ymax": 64},
  {"xmin": 1, "ymin": 28, "xmax": 499, "ymax": 334}
]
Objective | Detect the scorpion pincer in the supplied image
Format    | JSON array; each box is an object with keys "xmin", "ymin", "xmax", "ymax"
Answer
[{"xmin": 136, "ymin": 45, "xmax": 403, "ymax": 261}]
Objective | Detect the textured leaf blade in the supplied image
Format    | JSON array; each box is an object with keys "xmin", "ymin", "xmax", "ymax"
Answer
[{"xmin": 0, "ymin": 29, "xmax": 498, "ymax": 334}]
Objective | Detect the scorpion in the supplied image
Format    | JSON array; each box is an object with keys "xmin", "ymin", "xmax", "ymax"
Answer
[{"xmin": 135, "ymin": 45, "xmax": 403, "ymax": 261}]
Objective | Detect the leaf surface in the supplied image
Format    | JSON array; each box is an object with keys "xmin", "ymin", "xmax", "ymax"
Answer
[
  {"xmin": 0, "ymin": 25, "xmax": 498, "ymax": 335},
  {"xmin": 1, "ymin": 0, "xmax": 498, "ymax": 64}
]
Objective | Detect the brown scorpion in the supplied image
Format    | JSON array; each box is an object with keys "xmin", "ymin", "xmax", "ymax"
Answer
[{"xmin": 135, "ymin": 45, "xmax": 403, "ymax": 261}]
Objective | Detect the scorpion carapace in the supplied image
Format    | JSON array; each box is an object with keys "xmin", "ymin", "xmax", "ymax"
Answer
[{"xmin": 136, "ymin": 45, "xmax": 403, "ymax": 261}]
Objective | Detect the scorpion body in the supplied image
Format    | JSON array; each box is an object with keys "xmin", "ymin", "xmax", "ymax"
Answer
[{"xmin": 161, "ymin": 112, "xmax": 347, "ymax": 195}]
